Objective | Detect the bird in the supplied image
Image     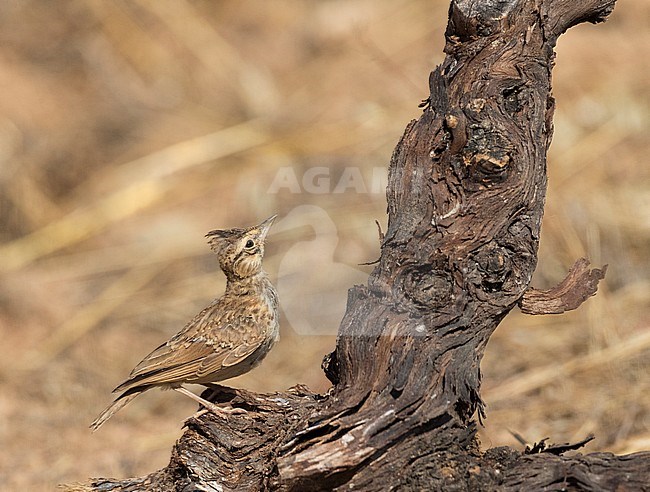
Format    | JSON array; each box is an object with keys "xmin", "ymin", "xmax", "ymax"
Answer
[{"xmin": 90, "ymin": 215, "xmax": 279, "ymax": 431}]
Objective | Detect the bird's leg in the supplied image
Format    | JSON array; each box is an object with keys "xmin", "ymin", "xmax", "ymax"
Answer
[
  {"xmin": 174, "ymin": 386, "xmax": 247, "ymax": 416},
  {"xmin": 204, "ymin": 383, "xmax": 248, "ymax": 402}
]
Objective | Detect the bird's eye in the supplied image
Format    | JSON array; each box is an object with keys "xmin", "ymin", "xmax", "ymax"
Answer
[{"xmin": 245, "ymin": 239, "xmax": 255, "ymax": 249}]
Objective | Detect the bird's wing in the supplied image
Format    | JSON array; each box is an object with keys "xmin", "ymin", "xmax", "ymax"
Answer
[{"xmin": 113, "ymin": 302, "xmax": 268, "ymax": 393}]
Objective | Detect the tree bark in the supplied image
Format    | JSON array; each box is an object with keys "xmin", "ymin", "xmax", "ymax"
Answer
[{"xmin": 80, "ymin": 0, "xmax": 650, "ymax": 490}]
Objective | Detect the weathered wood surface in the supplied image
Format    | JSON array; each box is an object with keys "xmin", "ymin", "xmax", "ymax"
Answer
[{"xmin": 84, "ymin": 0, "xmax": 650, "ymax": 490}]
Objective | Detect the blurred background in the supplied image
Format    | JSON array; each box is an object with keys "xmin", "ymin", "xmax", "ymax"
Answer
[{"xmin": 0, "ymin": 1, "xmax": 647, "ymax": 489}]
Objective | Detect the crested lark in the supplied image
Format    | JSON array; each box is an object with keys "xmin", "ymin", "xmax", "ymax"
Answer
[{"xmin": 90, "ymin": 215, "xmax": 279, "ymax": 431}]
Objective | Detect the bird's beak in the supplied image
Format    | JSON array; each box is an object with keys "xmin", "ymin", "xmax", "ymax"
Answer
[{"xmin": 257, "ymin": 214, "xmax": 277, "ymax": 241}]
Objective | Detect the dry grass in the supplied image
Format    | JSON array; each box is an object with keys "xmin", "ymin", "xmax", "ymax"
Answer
[{"xmin": 0, "ymin": 1, "xmax": 647, "ymax": 489}]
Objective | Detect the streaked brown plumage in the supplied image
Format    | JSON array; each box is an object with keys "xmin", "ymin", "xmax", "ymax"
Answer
[{"xmin": 90, "ymin": 215, "xmax": 279, "ymax": 431}]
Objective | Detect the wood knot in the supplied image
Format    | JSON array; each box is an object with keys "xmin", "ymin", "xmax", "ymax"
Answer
[
  {"xmin": 474, "ymin": 245, "xmax": 512, "ymax": 292},
  {"xmin": 501, "ymin": 83, "xmax": 527, "ymax": 114},
  {"xmin": 401, "ymin": 266, "xmax": 453, "ymax": 309},
  {"xmin": 464, "ymin": 123, "xmax": 511, "ymax": 184},
  {"xmin": 468, "ymin": 151, "xmax": 510, "ymax": 180}
]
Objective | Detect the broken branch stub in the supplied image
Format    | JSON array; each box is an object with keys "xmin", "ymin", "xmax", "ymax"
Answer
[{"xmin": 520, "ymin": 258, "xmax": 608, "ymax": 315}]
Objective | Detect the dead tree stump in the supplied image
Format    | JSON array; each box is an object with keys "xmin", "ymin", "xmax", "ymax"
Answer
[{"xmin": 85, "ymin": 0, "xmax": 650, "ymax": 490}]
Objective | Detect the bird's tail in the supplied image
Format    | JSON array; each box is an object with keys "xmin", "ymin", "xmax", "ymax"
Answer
[{"xmin": 90, "ymin": 388, "xmax": 145, "ymax": 432}]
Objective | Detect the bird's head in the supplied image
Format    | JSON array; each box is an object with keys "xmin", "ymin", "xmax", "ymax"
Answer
[{"xmin": 206, "ymin": 215, "xmax": 276, "ymax": 279}]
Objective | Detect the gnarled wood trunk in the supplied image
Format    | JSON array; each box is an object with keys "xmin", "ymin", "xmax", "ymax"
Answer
[{"xmin": 83, "ymin": 0, "xmax": 650, "ymax": 490}]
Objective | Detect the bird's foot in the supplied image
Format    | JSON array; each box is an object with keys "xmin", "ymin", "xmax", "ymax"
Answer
[{"xmin": 175, "ymin": 386, "xmax": 246, "ymax": 418}]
